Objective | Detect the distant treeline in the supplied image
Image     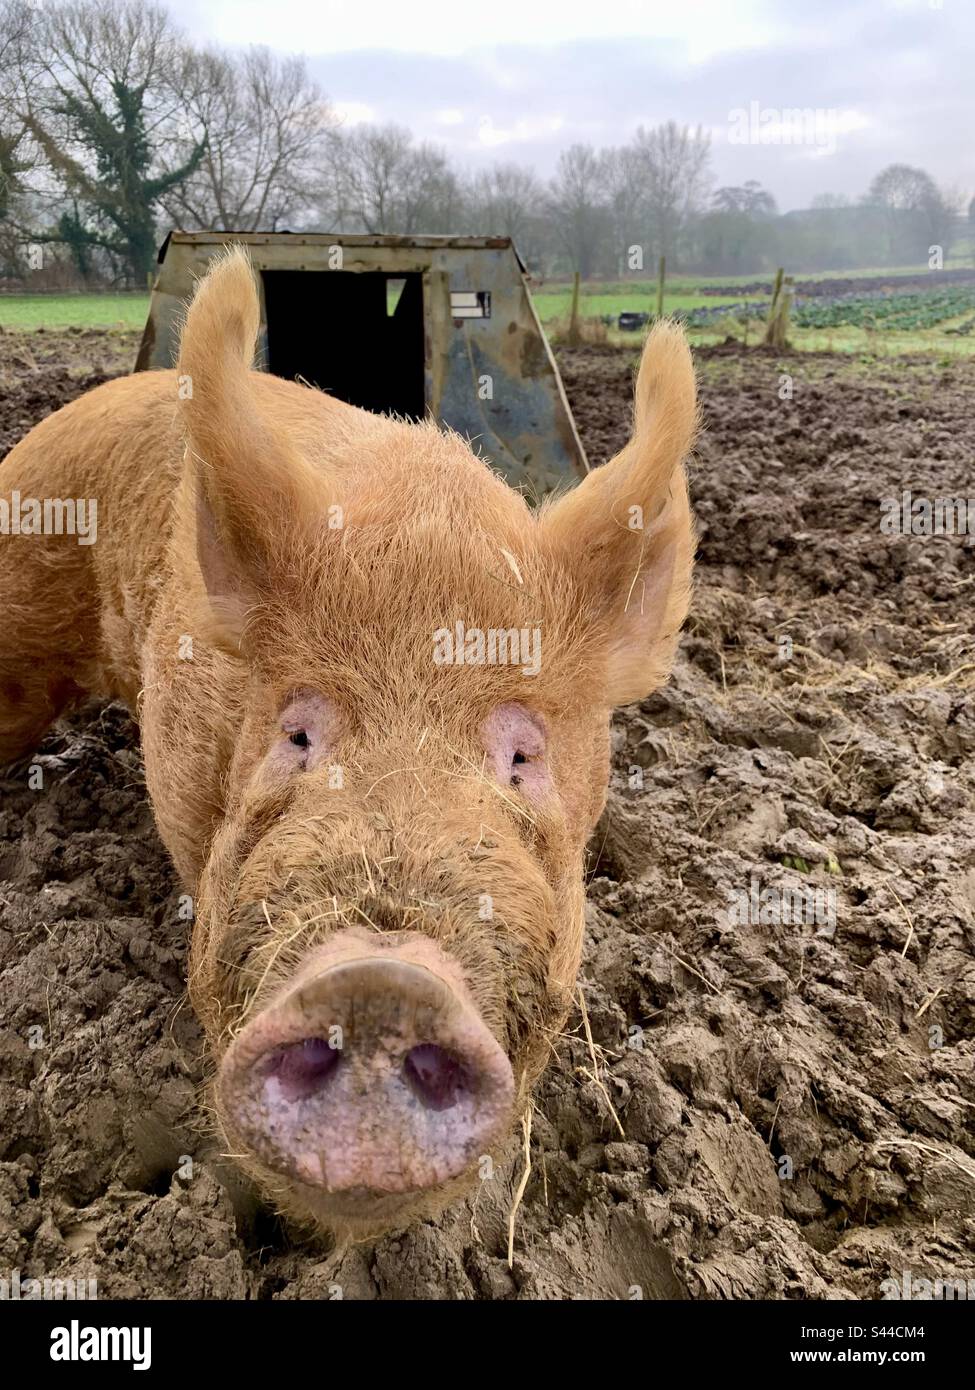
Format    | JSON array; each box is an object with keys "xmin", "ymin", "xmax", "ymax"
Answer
[{"xmin": 1, "ymin": 0, "xmax": 971, "ymax": 289}]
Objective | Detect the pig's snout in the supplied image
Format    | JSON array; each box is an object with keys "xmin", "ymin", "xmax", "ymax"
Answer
[{"xmin": 217, "ymin": 941, "xmax": 515, "ymax": 1203}]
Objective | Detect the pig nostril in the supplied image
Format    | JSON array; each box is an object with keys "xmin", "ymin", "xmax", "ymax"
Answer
[
  {"xmin": 402, "ymin": 1043, "xmax": 470, "ymax": 1112},
  {"xmin": 266, "ymin": 1037, "xmax": 340, "ymax": 1102}
]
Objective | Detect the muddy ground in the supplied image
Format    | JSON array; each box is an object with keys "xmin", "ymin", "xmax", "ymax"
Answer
[{"xmin": 1, "ymin": 331, "xmax": 973, "ymax": 1300}]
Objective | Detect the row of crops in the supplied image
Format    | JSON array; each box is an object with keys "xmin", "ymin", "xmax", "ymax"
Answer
[{"xmin": 669, "ymin": 283, "xmax": 975, "ymax": 335}]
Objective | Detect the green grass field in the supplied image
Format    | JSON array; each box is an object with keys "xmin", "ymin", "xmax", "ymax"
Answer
[
  {"xmin": 0, "ymin": 293, "xmax": 149, "ymax": 330},
  {"xmin": 532, "ymin": 288, "xmax": 767, "ymax": 321},
  {"xmin": 535, "ymin": 265, "xmax": 975, "ymax": 356},
  {"xmin": 689, "ymin": 324, "xmax": 975, "ymax": 356}
]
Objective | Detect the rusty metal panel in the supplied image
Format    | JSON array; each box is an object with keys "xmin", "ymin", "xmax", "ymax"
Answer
[{"xmin": 135, "ymin": 232, "xmax": 588, "ymax": 493}]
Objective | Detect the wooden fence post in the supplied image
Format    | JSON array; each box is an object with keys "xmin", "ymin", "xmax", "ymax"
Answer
[
  {"xmin": 764, "ymin": 267, "xmax": 786, "ymax": 347},
  {"xmin": 765, "ymin": 273, "xmax": 794, "ymax": 349},
  {"xmin": 567, "ymin": 270, "xmax": 582, "ymax": 346}
]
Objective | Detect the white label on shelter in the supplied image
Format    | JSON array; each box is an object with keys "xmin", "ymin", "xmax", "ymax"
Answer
[{"xmin": 451, "ymin": 291, "xmax": 491, "ymax": 319}]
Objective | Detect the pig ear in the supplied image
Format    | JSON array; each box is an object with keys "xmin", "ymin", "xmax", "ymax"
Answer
[
  {"xmin": 540, "ymin": 320, "xmax": 697, "ymax": 707},
  {"xmin": 176, "ymin": 246, "xmax": 331, "ymax": 646}
]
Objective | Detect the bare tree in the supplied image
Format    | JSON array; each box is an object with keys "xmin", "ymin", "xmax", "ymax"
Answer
[
  {"xmin": 712, "ymin": 180, "xmax": 777, "ymax": 217},
  {"xmin": 867, "ymin": 162, "xmax": 956, "ymax": 259},
  {"xmin": 869, "ymin": 163, "xmax": 942, "ymax": 212},
  {"xmin": 599, "ymin": 144, "xmax": 644, "ymax": 274},
  {"xmin": 397, "ymin": 140, "xmax": 462, "ymax": 233},
  {"xmin": 546, "ymin": 143, "xmax": 607, "ymax": 278},
  {"xmin": 469, "ymin": 162, "xmax": 541, "ymax": 239},
  {"xmin": 323, "ymin": 122, "xmax": 461, "ymax": 233},
  {"xmin": 163, "ymin": 46, "xmax": 332, "ymax": 232},
  {"xmin": 0, "ymin": 0, "xmax": 39, "ymax": 231},
  {"xmin": 632, "ymin": 121, "xmax": 712, "ymax": 265},
  {"xmin": 14, "ymin": 0, "xmax": 204, "ymax": 282}
]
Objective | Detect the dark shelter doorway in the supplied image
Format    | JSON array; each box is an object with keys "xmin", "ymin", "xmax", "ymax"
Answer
[{"xmin": 261, "ymin": 270, "xmax": 426, "ymax": 420}]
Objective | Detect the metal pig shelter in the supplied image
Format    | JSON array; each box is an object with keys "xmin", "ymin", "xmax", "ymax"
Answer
[{"xmin": 136, "ymin": 232, "xmax": 589, "ymax": 493}]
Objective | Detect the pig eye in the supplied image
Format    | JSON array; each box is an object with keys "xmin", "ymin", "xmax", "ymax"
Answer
[{"xmin": 281, "ymin": 724, "xmax": 311, "ymax": 771}]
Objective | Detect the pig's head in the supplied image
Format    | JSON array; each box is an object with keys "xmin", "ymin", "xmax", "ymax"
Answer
[{"xmin": 172, "ymin": 249, "xmax": 696, "ymax": 1237}]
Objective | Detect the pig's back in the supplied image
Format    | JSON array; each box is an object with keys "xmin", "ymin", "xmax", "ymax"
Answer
[
  {"xmin": 0, "ymin": 366, "xmax": 391, "ymax": 704},
  {"xmin": 0, "ymin": 370, "xmax": 191, "ymax": 704},
  {"xmin": 1, "ymin": 363, "xmax": 366, "ymax": 584}
]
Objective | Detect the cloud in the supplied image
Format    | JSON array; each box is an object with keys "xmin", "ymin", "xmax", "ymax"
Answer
[
  {"xmin": 167, "ymin": 0, "xmax": 781, "ymax": 59},
  {"xmin": 168, "ymin": 0, "xmax": 975, "ymax": 210},
  {"xmin": 475, "ymin": 115, "xmax": 566, "ymax": 150},
  {"xmin": 331, "ymin": 100, "xmax": 377, "ymax": 127}
]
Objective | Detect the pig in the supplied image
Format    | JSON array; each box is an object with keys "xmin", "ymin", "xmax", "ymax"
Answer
[{"xmin": 0, "ymin": 249, "xmax": 696, "ymax": 1237}]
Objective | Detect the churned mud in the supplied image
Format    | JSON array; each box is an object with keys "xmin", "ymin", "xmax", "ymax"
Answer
[
  {"xmin": 0, "ymin": 327, "xmax": 134, "ymax": 457},
  {"xmin": 1, "ymin": 331, "xmax": 973, "ymax": 1300}
]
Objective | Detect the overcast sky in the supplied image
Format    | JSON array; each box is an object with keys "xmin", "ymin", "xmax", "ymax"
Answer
[{"xmin": 165, "ymin": 0, "xmax": 973, "ymax": 211}]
